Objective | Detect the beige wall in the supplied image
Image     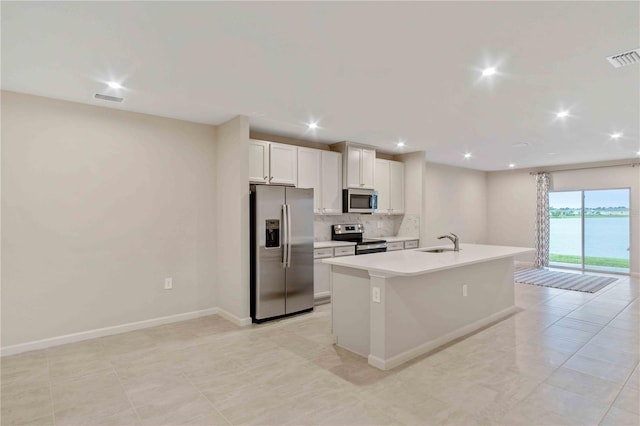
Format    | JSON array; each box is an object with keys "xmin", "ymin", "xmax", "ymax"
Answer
[
  {"xmin": 423, "ymin": 162, "xmax": 488, "ymax": 247},
  {"xmin": 487, "ymin": 164, "xmax": 640, "ymax": 274},
  {"xmin": 1, "ymin": 91, "xmax": 218, "ymax": 346},
  {"xmin": 215, "ymin": 116, "xmax": 251, "ymax": 322},
  {"xmin": 486, "ymin": 170, "xmax": 537, "ymax": 263}
]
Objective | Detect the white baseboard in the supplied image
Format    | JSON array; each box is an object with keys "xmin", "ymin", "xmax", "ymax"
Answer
[
  {"xmin": 314, "ymin": 291, "xmax": 331, "ymax": 305},
  {"xmin": 367, "ymin": 305, "xmax": 518, "ymax": 371},
  {"xmin": 1, "ymin": 307, "xmax": 221, "ymax": 357},
  {"xmin": 515, "ymin": 260, "xmax": 535, "ymax": 269},
  {"xmin": 215, "ymin": 308, "xmax": 252, "ymax": 327}
]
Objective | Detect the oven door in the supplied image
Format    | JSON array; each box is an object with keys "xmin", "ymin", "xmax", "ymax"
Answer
[{"xmin": 344, "ymin": 189, "xmax": 377, "ymax": 213}]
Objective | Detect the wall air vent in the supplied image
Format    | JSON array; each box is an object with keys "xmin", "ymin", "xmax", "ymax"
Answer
[
  {"xmin": 606, "ymin": 48, "xmax": 640, "ymax": 68},
  {"xmin": 94, "ymin": 93, "xmax": 124, "ymax": 102}
]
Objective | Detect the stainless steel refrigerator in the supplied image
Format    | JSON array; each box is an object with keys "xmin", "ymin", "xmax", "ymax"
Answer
[{"xmin": 250, "ymin": 185, "xmax": 314, "ymax": 323}]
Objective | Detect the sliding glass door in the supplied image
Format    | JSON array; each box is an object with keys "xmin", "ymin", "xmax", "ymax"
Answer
[{"xmin": 549, "ymin": 188, "xmax": 630, "ymax": 274}]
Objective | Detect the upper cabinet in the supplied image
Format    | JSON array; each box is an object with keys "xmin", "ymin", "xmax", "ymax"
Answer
[
  {"xmin": 375, "ymin": 159, "xmax": 404, "ymax": 215},
  {"xmin": 249, "ymin": 140, "xmax": 270, "ymax": 184},
  {"xmin": 249, "ymin": 140, "xmax": 297, "ymax": 186},
  {"xmin": 297, "ymin": 148, "xmax": 342, "ymax": 214},
  {"xmin": 331, "ymin": 143, "xmax": 376, "ymax": 189},
  {"xmin": 320, "ymin": 151, "xmax": 342, "ymax": 214},
  {"xmin": 297, "ymin": 148, "xmax": 321, "ymax": 213}
]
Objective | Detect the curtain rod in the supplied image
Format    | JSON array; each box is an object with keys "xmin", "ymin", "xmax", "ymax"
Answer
[{"xmin": 529, "ymin": 162, "xmax": 640, "ymax": 175}]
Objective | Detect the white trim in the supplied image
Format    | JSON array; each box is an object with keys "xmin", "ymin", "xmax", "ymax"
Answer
[
  {"xmin": 314, "ymin": 291, "xmax": 331, "ymax": 305},
  {"xmin": 367, "ymin": 305, "xmax": 518, "ymax": 370},
  {"xmin": 1, "ymin": 308, "xmax": 219, "ymax": 357},
  {"xmin": 215, "ymin": 308, "xmax": 252, "ymax": 327},
  {"xmin": 514, "ymin": 260, "xmax": 535, "ymax": 269}
]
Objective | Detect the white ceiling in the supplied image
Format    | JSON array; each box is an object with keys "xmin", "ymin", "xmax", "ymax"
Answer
[{"xmin": 2, "ymin": 1, "xmax": 639, "ymax": 171}]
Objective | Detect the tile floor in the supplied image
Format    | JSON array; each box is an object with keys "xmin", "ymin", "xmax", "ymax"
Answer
[{"xmin": 2, "ymin": 275, "xmax": 639, "ymax": 425}]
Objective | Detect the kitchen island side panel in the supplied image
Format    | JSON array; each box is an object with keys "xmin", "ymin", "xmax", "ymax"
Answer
[
  {"xmin": 383, "ymin": 257, "xmax": 514, "ymax": 359},
  {"xmin": 330, "ymin": 265, "xmax": 371, "ymax": 357}
]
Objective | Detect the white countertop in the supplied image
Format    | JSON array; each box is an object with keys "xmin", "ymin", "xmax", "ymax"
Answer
[
  {"xmin": 322, "ymin": 243, "xmax": 534, "ymax": 277},
  {"xmin": 314, "ymin": 241, "xmax": 357, "ymax": 249},
  {"xmin": 384, "ymin": 236, "xmax": 419, "ymax": 243}
]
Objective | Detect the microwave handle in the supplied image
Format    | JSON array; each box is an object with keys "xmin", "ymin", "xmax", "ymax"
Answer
[{"xmin": 371, "ymin": 192, "xmax": 378, "ymax": 210}]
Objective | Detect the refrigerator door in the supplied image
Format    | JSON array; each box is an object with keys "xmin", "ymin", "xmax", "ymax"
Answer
[
  {"xmin": 254, "ymin": 185, "xmax": 287, "ymax": 320},
  {"xmin": 284, "ymin": 187, "xmax": 314, "ymax": 314}
]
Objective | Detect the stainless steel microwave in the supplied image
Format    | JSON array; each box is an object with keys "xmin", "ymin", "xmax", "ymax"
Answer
[{"xmin": 343, "ymin": 188, "xmax": 377, "ymax": 213}]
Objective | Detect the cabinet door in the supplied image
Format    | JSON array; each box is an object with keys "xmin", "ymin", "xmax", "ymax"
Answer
[
  {"xmin": 314, "ymin": 259, "xmax": 331, "ymax": 300},
  {"xmin": 389, "ymin": 161, "xmax": 405, "ymax": 214},
  {"xmin": 374, "ymin": 159, "xmax": 390, "ymax": 214},
  {"xmin": 297, "ymin": 148, "xmax": 321, "ymax": 213},
  {"xmin": 249, "ymin": 140, "xmax": 270, "ymax": 184},
  {"xmin": 345, "ymin": 146, "xmax": 362, "ymax": 188},
  {"xmin": 361, "ymin": 149, "xmax": 376, "ymax": 189},
  {"xmin": 270, "ymin": 143, "xmax": 297, "ymax": 186},
  {"xmin": 321, "ymin": 151, "xmax": 342, "ymax": 214}
]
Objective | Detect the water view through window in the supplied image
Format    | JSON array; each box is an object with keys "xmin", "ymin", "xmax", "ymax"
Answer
[{"xmin": 549, "ymin": 189, "xmax": 630, "ymax": 273}]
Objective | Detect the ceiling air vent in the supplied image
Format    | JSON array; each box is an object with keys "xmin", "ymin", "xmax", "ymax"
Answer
[
  {"xmin": 606, "ymin": 48, "xmax": 640, "ymax": 68},
  {"xmin": 94, "ymin": 93, "xmax": 124, "ymax": 102}
]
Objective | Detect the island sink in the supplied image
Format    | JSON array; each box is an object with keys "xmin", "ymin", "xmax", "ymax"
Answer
[{"xmin": 420, "ymin": 248, "xmax": 457, "ymax": 253}]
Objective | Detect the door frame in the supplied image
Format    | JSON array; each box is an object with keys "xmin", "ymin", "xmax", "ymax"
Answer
[{"xmin": 549, "ymin": 187, "xmax": 631, "ymax": 275}]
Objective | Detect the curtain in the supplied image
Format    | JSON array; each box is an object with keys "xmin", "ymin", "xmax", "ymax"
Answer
[{"xmin": 534, "ymin": 172, "xmax": 551, "ymax": 268}]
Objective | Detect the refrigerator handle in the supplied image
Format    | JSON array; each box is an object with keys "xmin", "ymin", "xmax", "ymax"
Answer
[
  {"xmin": 286, "ymin": 203, "xmax": 292, "ymax": 268},
  {"xmin": 281, "ymin": 204, "xmax": 288, "ymax": 268}
]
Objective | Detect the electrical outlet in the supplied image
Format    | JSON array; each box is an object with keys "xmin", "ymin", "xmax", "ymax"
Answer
[
  {"xmin": 462, "ymin": 284, "xmax": 468, "ymax": 297},
  {"xmin": 372, "ymin": 286, "xmax": 381, "ymax": 303},
  {"xmin": 164, "ymin": 277, "xmax": 173, "ymax": 290}
]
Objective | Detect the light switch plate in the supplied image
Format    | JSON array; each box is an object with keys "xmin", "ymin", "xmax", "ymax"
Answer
[{"xmin": 372, "ymin": 286, "xmax": 381, "ymax": 303}]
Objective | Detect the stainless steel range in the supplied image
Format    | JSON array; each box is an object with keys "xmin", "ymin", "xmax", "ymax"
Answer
[{"xmin": 331, "ymin": 224, "xmax": 387, "ymax": 255}]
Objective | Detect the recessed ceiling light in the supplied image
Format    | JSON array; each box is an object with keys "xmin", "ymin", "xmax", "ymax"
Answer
[
  {"xmin": 636, "ymin": 150, "xmax": 640, "ymax": 156},
  {"xmin": 511, "ymin": 142, "xmax": 529, "ymax": 148},
  {"xmin": 610, "ymin": 132, "xmax": 623, "ymax": 139},
  {"xmin": 396, "ymin": 141, "xmax": 405, "ymax": 147},
  {"xmin": 556, "ymin": 110, "xmax": 570, "ymax": 119},
  {"xmin": 464, "ymin": 153, "xmax": 472, "ymax": 159},
  {"xmin": 107, "ymin": 81, "xmax": 122, "ymax": 89},
  {"xmin": 307, "ymin": 122, "xmax": 318, "ymax": 130},
  {"xmin": 482, "ymin": 67, "xmax": 497, "ymax": 77},
  {"xmin": 508, "ymin": 163, "xmax": 515, "ymax": 168}
]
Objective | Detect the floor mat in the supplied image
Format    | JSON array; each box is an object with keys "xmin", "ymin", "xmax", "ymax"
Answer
[{"xmin": 515, "ymin": 268, "xmax": 618, "ymax": 293}]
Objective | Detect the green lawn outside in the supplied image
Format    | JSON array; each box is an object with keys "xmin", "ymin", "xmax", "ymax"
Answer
[
  {"xmin": 550, "ymin": 253, "xmax": 629, "ymax": 268},
  {"xmin": 550, "ymin": 215, "xmax": 629, "ymax": 219}
]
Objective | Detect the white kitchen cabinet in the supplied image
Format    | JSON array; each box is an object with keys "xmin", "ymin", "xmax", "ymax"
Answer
[
  {"xmin": 345, "ymin": 145, "xmax": 375, "ymax": 189},
  {"xmin": 250, "ymin": 140, "xmax": 298, "ymax": 186},
  {"xmin": 389, "ymin": 160, "xmax": 405, "ymax": 214},
  {"xmin": 404, "ymin": 240, "xmax": 418, "ymax": 249},
  {"xmin": 386, "ymin": 241, "xmax": 404, "ymax": 251},
  {"xmin": 374, "ymin": 159, "xmax": 404, "ymax": 214},
  {"xmin": 297, "ymin": 148, "xmax": 322, "ymax": 213},
  {"xmin": 249, "ymin": 140, "xmax": 270, "ymax": 184},
  {"xmin": 375, "ymin": 159, "xmax": 390, "ymax": 214},
  {"xmin": 313, "ymin": 247, "xmax": 335, "ymax": 303},
  {"xmin": 269, "ymin": 142, "xmax": 297, "ymax": 185},
  {"xmin": 320, "ymin": 151, "xmax": 342, "ymax": 214},
  {"xmin": 298, "ymin": 148, "xmax": 342, "ymax": 214}
]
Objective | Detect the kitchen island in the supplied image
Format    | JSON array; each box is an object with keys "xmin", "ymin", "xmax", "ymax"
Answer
[{"xmin": 323, "ymin": 243, "xmax": 534, "ymax": 370}]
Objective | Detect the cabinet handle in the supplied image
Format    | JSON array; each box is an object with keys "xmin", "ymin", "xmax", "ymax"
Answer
[
  {"xmin": 264, "ymin": 176, "xmax": 268, "ymax": 180},
  {"xmin": 270, "ymin": 176, "xmax": 273, "ymax": 181}
]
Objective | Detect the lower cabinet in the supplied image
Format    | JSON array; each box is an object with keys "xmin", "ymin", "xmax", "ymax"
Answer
[{"xmin": 313, "ymin": 259, "xmax": 331, "ymax": 304}]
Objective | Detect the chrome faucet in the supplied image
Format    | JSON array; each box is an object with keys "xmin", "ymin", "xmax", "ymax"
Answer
[{"xmin": 437, "ymin": 232, "xmax": 460, "ymax": 251}]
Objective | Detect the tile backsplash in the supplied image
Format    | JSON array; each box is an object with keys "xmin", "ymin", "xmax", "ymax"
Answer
[{"xmin": 314, "ymin": 214, "xmax": 419, "ymax": 241}]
